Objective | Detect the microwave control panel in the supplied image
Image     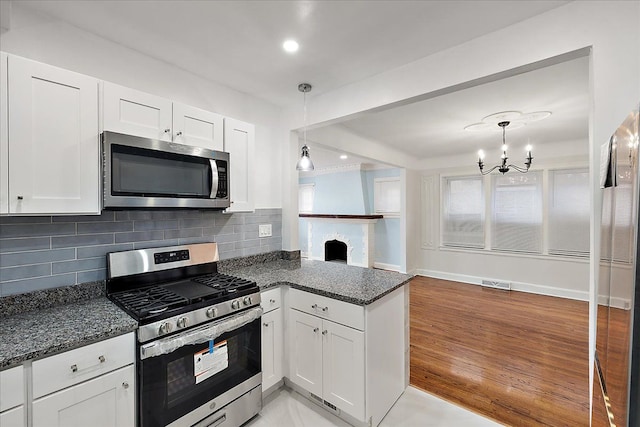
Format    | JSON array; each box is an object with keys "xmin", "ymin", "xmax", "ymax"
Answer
[{"xmin": 216, "ymin": 159, "xmax": 228, "ymax": 199}]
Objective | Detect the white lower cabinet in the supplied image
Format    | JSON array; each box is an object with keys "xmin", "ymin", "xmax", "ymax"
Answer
[
  {"xmin": 287, "ymin": 287, "xmax": 406, "ymax": 426},
  {"xmin": 261, "ymin": 287, "xmax": 283, "ymax": 392},
  {"xmin": 289, "ymin": 309, "xmax": 365, "ymax": 420},
  {"xmin": 32, "ymin": 365, "xmax": 134, "ymax": 427},
  {"xmin": 0, "ymin": 365, "xmax": 25, "ymax": 427},
  {"xmin": 0, "ymin": 405, "xmax": 24, "ymax": 427},
  {"xmin": 26, "ymin": 333, "xmax": 135, "ymax": 427}
]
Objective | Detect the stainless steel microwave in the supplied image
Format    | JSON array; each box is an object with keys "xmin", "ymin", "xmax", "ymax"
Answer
[{"xmin": 102, "ymin": 131, "xmax": 230, "ymax": 209}]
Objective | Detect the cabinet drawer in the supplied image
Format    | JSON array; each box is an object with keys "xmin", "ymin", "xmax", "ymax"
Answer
[
  {"xmin": 289, "ymin": 289, "xmax": 364, "ymax": 331},
  {"xmin": 0, "ymin": 365, "xmax": 24, "ymax": 411},
  {"xmin": 260, "ymin": 287, "xmax": 282, "ymax": 313},
  {"xmin": 33, "ymin": 333, "xmax": 134, "ymax": 399}
]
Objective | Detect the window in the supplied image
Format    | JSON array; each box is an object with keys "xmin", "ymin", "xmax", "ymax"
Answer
[
  {"xmin": 298, "ymin": 184, "xmax": 314, "ymax": 213},
  {"xmin": 612, "ymin": 168, "xmax": 634, "ymax": 263},
  {"xmin": 374, "ymin": 177, "xmax": 401, "ymax": 216},
  {"xmin": 492, "ymin": 172, "xmax": 542, "ymax": 253},
  {"xmin": 548, "ymin": 169, "xmax": 590, "ymax": 256},
  {"xmin": 442, "ymin": 176, "xmax": 484, "ymax": 248}
]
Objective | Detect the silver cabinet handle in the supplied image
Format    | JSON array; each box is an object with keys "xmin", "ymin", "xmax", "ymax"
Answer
[
  {"xmin": 263, "ymin": 322, "xmax": 269, "ymax": 327},
  {"xmin": 17, "ymin": 196, "xmax": 23, "ymax": 200},
  {"xmin": 312, "ymin": 304, "xmax": 318, "ymax": 309},
  {"xmin": 164, "ymin": 128, "xmax": 171, "ymax": 133},
  {"xmin": 98, "ymin": 355, "xmax": 105, "ymax": 363},
  {"xmin": 313, "ymin": 327, "xmax": 319, "ymax": 333},
  {"xmin": 71, "ymin": 364, "xmax": 78, "ymax": 373},
  {"xmin": 322, "ymin": 330, "xmax": 328, "ymax": 335},
  {"xmin": 270, "ymin": 299, "xmax": 276, "ymax": 304},
  {"xmin": 122, "ymin": 382, "xmax": 129, "ymax": 389},
  {"xmin": 321, "ymin": 306, "xmax": 328, "ymax": 312},
  {"xmin": 176, "ymin": 131, "xmax": 183, "ymax": 136}
]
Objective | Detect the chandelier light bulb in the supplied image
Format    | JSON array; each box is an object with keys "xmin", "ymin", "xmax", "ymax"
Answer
[
  {"xmin": 501, "ymin": 144, "xmax": 508, "ymax": 152},
  {"xmin": 478, "ymin": 150, "xmax": 485, "ymax": 160}
]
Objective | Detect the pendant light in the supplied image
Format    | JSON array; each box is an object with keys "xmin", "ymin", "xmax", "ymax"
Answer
[{"xmin": 296, "ymin": 83, "xmax": 314, "ymax": 171}]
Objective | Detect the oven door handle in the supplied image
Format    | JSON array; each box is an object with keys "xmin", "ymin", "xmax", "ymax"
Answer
[
  {"xmin": 140, "ymin": 307, "xmax": 263, "ymax": 360},
  {"xmin": 195, "ymin": 413, "xmax": 226, "ymax": 427}
]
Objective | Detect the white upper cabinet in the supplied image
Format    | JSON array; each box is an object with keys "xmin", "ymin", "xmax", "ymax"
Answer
[
  {"xmin": 224, "ymin": 118, "xmax": 255, "ymax": 212},
  {"xmin": 172, "ymin": 102, "xmax": 224, "ymax": 150},
  {"xmin": 103, "ymin": 83, "xmax": 224, "ymax": 151},
  {"xmin": 103, "ymin": 82, "xmax": 173, "ymax": 142},
  {"xmin": 6, "ymin": 55, "xmax": 100, "ymax": 215}
]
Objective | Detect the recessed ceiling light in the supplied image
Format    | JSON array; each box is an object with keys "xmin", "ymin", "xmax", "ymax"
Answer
[
  {"xmin": 340, "ymin": 154, "xmax": 348, "ymax": 160},
  {"xmin": 283, "ymin": 39, "xmax": 299, "ymax": 53}
]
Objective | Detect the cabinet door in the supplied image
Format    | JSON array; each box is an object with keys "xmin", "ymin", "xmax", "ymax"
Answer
[
  {"xmin": 0, "ymin": 406, "xmax": 24, "ymax": 427},
  {"xmin": 32, "ymin": 365, "xmax": 134, "ymax": 427},
  {"xmin": 224, "ymin": 118, "xmax": 255, "ymax": 212},
  {"xmin": 289, "ymin": 309, "xmax": 323, "ymax": 398},
  {"xmin": 7, "ymin": 56, "xmax": 100, "ymax": 214},
  {"xmin": 172, "ymin": 102, "xmax": 223, "ymax": 150},
  {"xmin": 322, "ymin": 320, "xmax": 365, "ymax": 420},
  {"xmin": 103, "ymin": 82, "xmax": 173, "ymax": 141},
  {"xmin": 261, "ymin": 308, "xmax": 283, "ymax": 391}
]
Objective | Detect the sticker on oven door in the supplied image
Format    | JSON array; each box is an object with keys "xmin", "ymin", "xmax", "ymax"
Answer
[{"xmin": 194, "ymin": 340, "xmax": 228, "ymax": 384}]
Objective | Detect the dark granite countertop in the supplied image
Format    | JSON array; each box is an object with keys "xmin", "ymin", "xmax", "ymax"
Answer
[
  {"xmin": 0, "ymin": 297, "xmax": 137, "ymax": 369},
  {"xmin": 220, "ymin": 259, "xmax": 413, "ymax": 305}
]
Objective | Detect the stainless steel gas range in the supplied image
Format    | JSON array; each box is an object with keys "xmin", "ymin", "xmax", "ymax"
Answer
[{"xmin": 106, "ymin": 243, "xmax": 262, "ymax": 427}]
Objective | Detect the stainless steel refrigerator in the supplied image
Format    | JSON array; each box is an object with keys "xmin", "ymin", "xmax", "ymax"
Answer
[{"xmin": 594, "ymin": 104, "xmax": 640, "ymax": 427}]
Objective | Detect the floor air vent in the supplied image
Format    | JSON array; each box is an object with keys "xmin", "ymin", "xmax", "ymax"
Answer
[
  {"xmin": 309, "ymin": 392, "xmax": 323, "ymax": 403},
  {"xmin": 481, "ymin": 279, "xmax": 511, "ymax": 291}
]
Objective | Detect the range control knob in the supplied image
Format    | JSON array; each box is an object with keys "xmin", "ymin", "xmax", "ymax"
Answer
[
  {"xmin": 177, "ymin": 317, "xmax": 189, "ymax": 328},
  {"xmin": 206, "ymin": 307, "xmax": 217, "ymax": 318},
  {"xmin": 159, "ymin": 322, "xmax": 173, "ymax": 335},
  {"xmin": 231, "ymin": 300, "xmax": 240, "ymax": 310},
  {"xmin": 243, "ymin": 296, "xmax": 252, "ymax": 306}
]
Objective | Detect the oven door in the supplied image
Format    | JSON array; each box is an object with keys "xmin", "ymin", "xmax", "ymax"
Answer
[{"xmin": 138, "ymin": 311, "xmax": 261, "ymax": 427}]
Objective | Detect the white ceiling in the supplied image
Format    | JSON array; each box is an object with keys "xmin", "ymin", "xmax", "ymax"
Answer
[
  {"xmin": 16, "ymin": 0, "xmax": 569, "ymax": 107},
  {"xmin": 331, "ymin": 55, "xmax": 590, "ymax": 161},
  {"xmin": 14, "ymin": 0, "xmax": 586, "ymax": 169}
]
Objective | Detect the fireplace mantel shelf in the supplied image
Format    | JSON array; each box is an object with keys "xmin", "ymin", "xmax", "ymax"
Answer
[{"xmin": 299, "ymin": 214, "xmax": 384, "ymax": 220}]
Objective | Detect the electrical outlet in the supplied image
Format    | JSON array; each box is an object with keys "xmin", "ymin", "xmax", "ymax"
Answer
[{"xmin": 259, "ymin": 224, "xmax": 272, "ymax": 237}]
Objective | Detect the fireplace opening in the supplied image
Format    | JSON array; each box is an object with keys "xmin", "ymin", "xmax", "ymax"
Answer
[{"xmin": 325, "ymin": 239, "xmax": 347, "ymax": 263}]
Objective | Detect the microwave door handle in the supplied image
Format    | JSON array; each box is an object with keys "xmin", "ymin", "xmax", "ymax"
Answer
[{"xmin": 209, "ymin": 159, "xmax": 219, "ymax": 199}]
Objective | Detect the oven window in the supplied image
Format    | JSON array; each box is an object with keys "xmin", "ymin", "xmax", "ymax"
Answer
[
  {"xmin": 139, "ymin": 318, "xmax": 260, "ymax": 427},
  {"xmin": 111, "ymin": 144, "xmax": 212, "ymax": 198}
]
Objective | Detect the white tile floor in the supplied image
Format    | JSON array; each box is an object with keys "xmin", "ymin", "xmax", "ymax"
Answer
[{"xmin": 246, "ymin": 386, "xmax": 501, "ymax": 427}]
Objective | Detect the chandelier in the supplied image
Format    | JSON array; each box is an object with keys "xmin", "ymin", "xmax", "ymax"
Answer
[{"xmin": 477, "ymin": 121, "xmax": 532, "ymax": 175}]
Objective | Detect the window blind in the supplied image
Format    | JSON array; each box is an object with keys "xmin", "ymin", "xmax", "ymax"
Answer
[
  {"xmin": 442, "ymin": 176, "xmax": 484, "ymax": 248},
  {"xmin": 548, "ymin": 169, "xmax": 590, "ymax": 256},
  {"xmin": 491, "ymin": 172, "xmax": 542, "ymax": 253},
  {"xmin": 374, "ymin": 178, "xmax": 401, "ymax": 214}
]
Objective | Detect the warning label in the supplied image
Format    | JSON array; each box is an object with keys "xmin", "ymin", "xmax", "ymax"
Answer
[{"xmin": 194, "ymin": 340, "xmax": 228, "ymax": 384}]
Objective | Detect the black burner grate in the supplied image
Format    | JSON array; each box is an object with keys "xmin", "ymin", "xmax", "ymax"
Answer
[
  {"xmin": 111, "ymin": 287, "xmax": 188, "ymax": 318},
  {"xmin": 192, "ymin": 273, "xmax": 256, "ymax": 293}
]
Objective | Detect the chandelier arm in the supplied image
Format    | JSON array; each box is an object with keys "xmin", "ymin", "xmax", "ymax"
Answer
[
  {"xmin": 507, "ymin": 164, "xmax": 530, "ymax": 173},
  {"xmin": 480, "ymin": 165, "xmax": 502, "ymax": 175}
]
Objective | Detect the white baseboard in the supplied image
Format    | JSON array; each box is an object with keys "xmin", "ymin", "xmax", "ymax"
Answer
[
  {"xmin": 373, "ymin": 262, "xmax": 402, "ymax": 272},
  {"xmin": 414, "ymin": 268, "xmax": 590, "ymax": 302},
  {"xmin": 300, "ymin": 251, "xmax": 310, "ymax": 259},
  {"xmin": 597, "ymin": 294, "xmax": 633, "ymax": 310}
]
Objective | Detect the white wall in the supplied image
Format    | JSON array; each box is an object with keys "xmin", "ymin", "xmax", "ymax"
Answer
[{"xmin": 0, "ymin": 3, "xmax": 284, "ymax": 209}]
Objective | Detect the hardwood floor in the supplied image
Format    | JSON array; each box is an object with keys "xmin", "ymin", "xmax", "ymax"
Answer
[{"xmin": 409, "ymin": 276, "xmax": 590, "ymax": 426}]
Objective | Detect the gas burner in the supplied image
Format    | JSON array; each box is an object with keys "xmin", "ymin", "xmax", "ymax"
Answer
[
  {"xmin": 111, "ymin": 287, "xmax": 188, "ymax": 319},
  {"xmin": 192, "ymin": 273, "xmax": 256, "ymax": 292}
]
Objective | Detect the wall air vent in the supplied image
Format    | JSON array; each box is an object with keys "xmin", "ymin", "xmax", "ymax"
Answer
[{"xmin": 481, "ymin": 279, "xmax": 511, "ymax": 291}]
